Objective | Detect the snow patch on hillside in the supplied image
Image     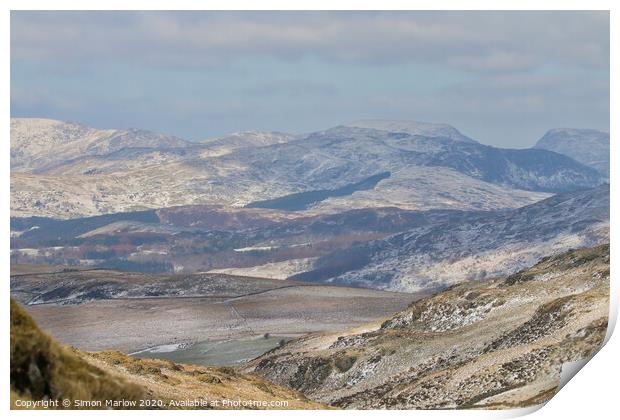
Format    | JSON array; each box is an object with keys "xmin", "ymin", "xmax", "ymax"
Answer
[
  {"xmin": 346, "ymin": 119, "xmax": 476, "ymax": 143},
  {"xmin": 208, "ymin": 257, "xmax": 318, "ymax": 280}
]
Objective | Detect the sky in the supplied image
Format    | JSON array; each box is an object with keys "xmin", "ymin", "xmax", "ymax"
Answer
[{"xmin": 10, "ymin": 11, "xmax": 609, "ymax": 148}]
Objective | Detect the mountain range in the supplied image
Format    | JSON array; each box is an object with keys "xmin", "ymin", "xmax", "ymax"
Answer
[
  {"xmin": 11, "ymin": 118, "xmax": 605, "ymax": 219},
  {"xmin": 10, "ymin": 117, "xmax": 610, "ymax": 294}
]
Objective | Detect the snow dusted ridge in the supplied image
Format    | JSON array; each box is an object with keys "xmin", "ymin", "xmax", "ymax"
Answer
[
  {"xmin": 199, "ymin": 131, "xmax": 296, "ymax": 157},
  {"xmin": 202, "ymin": 131, "xmax": 295, "ymax": 147},
  {"xmin": 534, "ymin": 128, "xmax": 610, "ymax": 178},
  {"xmin": 346, "ymin": 119, "xmax": 477, "ymax": 143},
  {"xmin": 294, "ymin": 185, "xmax": 610, "ymax": 293},
  {"xmin": 10, "ymin": 117, "xmax": 604, "ymax": 219},
  {"xmin": 10, "ymin": 117, "xmax": 190, "ymax": 172}
]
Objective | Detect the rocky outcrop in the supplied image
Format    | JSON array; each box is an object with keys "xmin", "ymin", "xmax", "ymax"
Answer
[{"xmin": 246, "ymin": 245, "xmax": 610, "ymax": 409}]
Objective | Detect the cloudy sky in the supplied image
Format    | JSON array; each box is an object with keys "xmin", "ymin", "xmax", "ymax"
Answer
[{"xmin": 11, "ymin": 11, "xmax": 609, "ymax": 147}]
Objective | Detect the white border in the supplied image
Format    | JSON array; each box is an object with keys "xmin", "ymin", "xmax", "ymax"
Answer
[{"xmin": 2, "ymin": 2, "xmax": 616, "ymax": 419}]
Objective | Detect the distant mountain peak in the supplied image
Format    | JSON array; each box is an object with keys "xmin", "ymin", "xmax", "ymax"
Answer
[
  {"xmin": 543, "ymin": 127, "xmax": 609, "ymax": 136},
  {"xmin": 534, "ymin": 128, "xmax": 609, "ymax": 178},
  {"xmin": 200, "ymin": 131, "xmax": 295, "ymax": 153},
  {"xmin": 203, "ymin": 130, "xmax": 293, "ymax": 143},
  {"xmin": 10, "ymin": 117, "xmax": 190, "ymax": 172},
  {"xmin": 345, "ymin": 119, "xmax": 477, "ymax": 143}
]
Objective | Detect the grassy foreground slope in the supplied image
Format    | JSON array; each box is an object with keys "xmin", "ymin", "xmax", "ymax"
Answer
[
  {"xmin": 10, "ymin": 299, "xmax": 323, "ymax": 409},
  {"xmin": 10, "ymin": 298, "xmax": 145, "ymax": 408}
]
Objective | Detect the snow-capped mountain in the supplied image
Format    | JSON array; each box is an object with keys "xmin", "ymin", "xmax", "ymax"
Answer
[
  {"xmin": 345, "ymin": 119, "xmax": 476, "ymax": 143},
  {"xmin": 293, "ymin": 184, "xmax": 610, "ymax": 293},
  {"xmin": 10, "ymin": 118, "xmax": 604, "ymax": 219},
  {"xmin": 203, "ymin": 130, "xmax": 295, "ymax": 147},
  {"xmin": 534, "ymin": 128, "xmax": 610, "ymax": 178},
  {"xmin": 11, "ymin": 118, "xmax": 190, "ymax": 172},
  {"xmin": 200, "ymin": 131, "xmax": 296, "ymax": 156},
  {"xmin": 227, "ymin": 124, "xmax": 602, "ymax": 195}
]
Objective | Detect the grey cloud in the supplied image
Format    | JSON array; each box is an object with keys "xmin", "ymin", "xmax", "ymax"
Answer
[
  {"xmin": 242, "ymin": 80, "xmax": 337, "ymax": 97},
  {"xmin": 10, "ymin": 11, "xmax": 609, "ymax": 146},
  {"xmin": 11, "ymin": 11, "xmax": 609, "ymax": 73}
]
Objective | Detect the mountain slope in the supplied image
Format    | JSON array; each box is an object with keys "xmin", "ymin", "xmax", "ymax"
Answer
[
  {"xmin": 10, "ymin": 298, "xmax": 146, "ymax": 408},
  {"xmin": 9, "ymin": 189, "xmax": 608, "ymax": 284},
  {"xmin": 293, "ymin": 185, "xmax": 609, "ymax": 292},
  {"xmin": 246, "ymin": 245, "xmax": 609, "ymax": 409},
  {"xmin": 8, "ymin": 203, "xmax": 539, "ymax": 277},
  {"xmin": 10, "ymin": 164, "xmax": 550, "ymax": 219},
  {"xmin": 534, "ymin": 128, "xmax": 610, "ymax": 178},
  {"xmin": 201, "ymin": 131, "xmax": 295, "ymax": 156},
  {"xmin": 11, "ymin": 118, "xmax": 190, "ymax": 172}
]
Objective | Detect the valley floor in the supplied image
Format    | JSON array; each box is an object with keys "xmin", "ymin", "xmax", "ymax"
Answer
[{"xmin": 14, "ymin": 270, "xmax": 416, "ymax": 355}]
